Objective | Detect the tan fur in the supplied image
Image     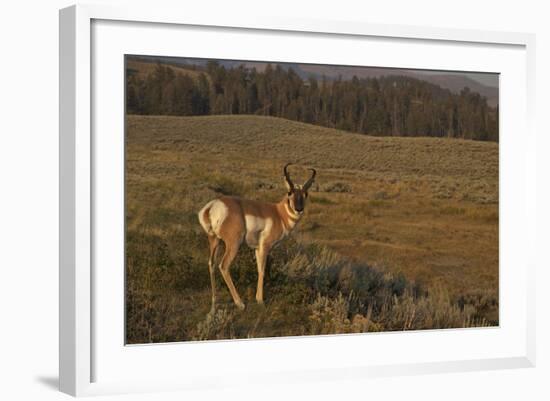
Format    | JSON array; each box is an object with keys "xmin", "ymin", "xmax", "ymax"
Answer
[
  {"xmin": 198, "ymin": 165, "xmax": 315, "ymax": 310},
  {"xmin": 198, "ymin": 199, "xmax": 302, "ymax": 309}
]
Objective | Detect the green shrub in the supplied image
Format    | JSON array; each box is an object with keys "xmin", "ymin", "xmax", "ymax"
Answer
[
  {"xmin": 126, "ymin": 230, "xmax": 491, "ymax": 343},
  {"xmin": 322, "ymin": 182, "xmax": 352, "ymax": 193}
]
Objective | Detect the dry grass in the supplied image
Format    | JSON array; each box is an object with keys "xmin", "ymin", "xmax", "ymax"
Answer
[{"xmin": 125, "ymin": 114, "xmax": 498, "ymax": 343}]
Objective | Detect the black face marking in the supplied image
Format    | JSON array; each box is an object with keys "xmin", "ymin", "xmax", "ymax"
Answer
[{"xmin": 288, "ymin": 188, "xmax": 306, "ymax": 213}]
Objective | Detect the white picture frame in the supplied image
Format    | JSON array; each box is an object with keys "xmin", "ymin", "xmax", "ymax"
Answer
[{"xmin": 59, "ymin": 3, "xmax": 536, "ymax": 397}]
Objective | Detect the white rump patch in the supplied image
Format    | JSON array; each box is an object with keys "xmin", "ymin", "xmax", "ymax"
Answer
[
  {"xmin": 197, "ymin": 200, "xmax": 214, "ymax": 234},
  {"xmin": 209, "ymin": 200, "xmax": 229, "ymax": 237},
  {"xmin": 198, "ymin": 199, "xmax": 228, "ymax": 237}
]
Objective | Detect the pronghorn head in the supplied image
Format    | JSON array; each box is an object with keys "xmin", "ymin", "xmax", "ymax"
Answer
[{"xmin": 283, "ymin": 163, "xmax": 316, "ymax": 215}]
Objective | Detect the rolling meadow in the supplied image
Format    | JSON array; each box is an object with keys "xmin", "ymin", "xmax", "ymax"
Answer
[{"xmin": 125, "ymin": 114, "xmax": 498, "ymax": 343}]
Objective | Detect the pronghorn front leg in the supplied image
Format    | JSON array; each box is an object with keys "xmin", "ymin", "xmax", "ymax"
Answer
[{"xmin": 255, "ymin": 244, "xmax": 270, "ymax": 305}]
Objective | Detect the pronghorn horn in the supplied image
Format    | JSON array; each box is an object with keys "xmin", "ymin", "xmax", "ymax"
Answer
[
  {"xmin": 283, "ymin": 163, "xmax": 294, "ymax": 190},
  {"xmin": 303, "ymin": 168, "xmax": 317, "ymax": 191}
]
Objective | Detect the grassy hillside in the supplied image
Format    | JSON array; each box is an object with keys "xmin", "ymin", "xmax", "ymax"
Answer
[
  {"xmin": 126, "ymin": 114, "xmax": 498, "ymax": 343},
  {"xmin": 126, "ymin": 59, "xmax": 206, "ymax": 81}
]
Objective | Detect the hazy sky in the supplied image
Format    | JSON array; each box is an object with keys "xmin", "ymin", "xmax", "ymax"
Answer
[{"xmin": 415, "ymin": 70, "xmax": 499, "ymax": 88}]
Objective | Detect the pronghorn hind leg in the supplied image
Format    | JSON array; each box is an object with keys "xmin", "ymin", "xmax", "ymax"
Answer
[
  {"xmin": 219, "ymin": 239, "xmax": 245, "ymax": 310},
  {"xmin": 207, "ymin": 235, "xmax": 220, "ymax": 312}
]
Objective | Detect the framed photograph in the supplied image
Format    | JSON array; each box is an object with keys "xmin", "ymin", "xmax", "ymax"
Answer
[{"xmin": 59, "ymin": 4, "xmax": 536, "ymax": 396}]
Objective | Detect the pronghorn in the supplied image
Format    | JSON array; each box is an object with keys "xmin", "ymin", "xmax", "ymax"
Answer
[{"xmin": 198, "ymin": 164, "xmax": 316, "ymax": 310}]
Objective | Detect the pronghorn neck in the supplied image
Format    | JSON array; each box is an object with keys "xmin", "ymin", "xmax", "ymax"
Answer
[{"xmin": 277, "ymin": 197, "xmax": 302, "ymax": 233}]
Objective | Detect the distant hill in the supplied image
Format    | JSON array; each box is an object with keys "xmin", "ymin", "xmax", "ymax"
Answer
[
  {"xmin": 129, "ymin": 56, "xmax": 498, "ymax": 107},
  {"xmin": 126, "ymin": 56, "xmax": 498, "ymax": 141},
  {"xmin": 126, "ymin": 59, "xmax": 206, "ymax": 81},
  {"xmin": 221, "ymin": 61, "xmax": 499, "ymax": 107},
  {"xmin": 414, "ymin": 74, "xmax": 498, "ymax": 107}
]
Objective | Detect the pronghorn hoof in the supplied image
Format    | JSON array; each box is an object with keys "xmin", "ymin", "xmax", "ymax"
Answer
[{"xmin": 236, "ymin": 302, "xmax": 246, "ymax": 311}]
